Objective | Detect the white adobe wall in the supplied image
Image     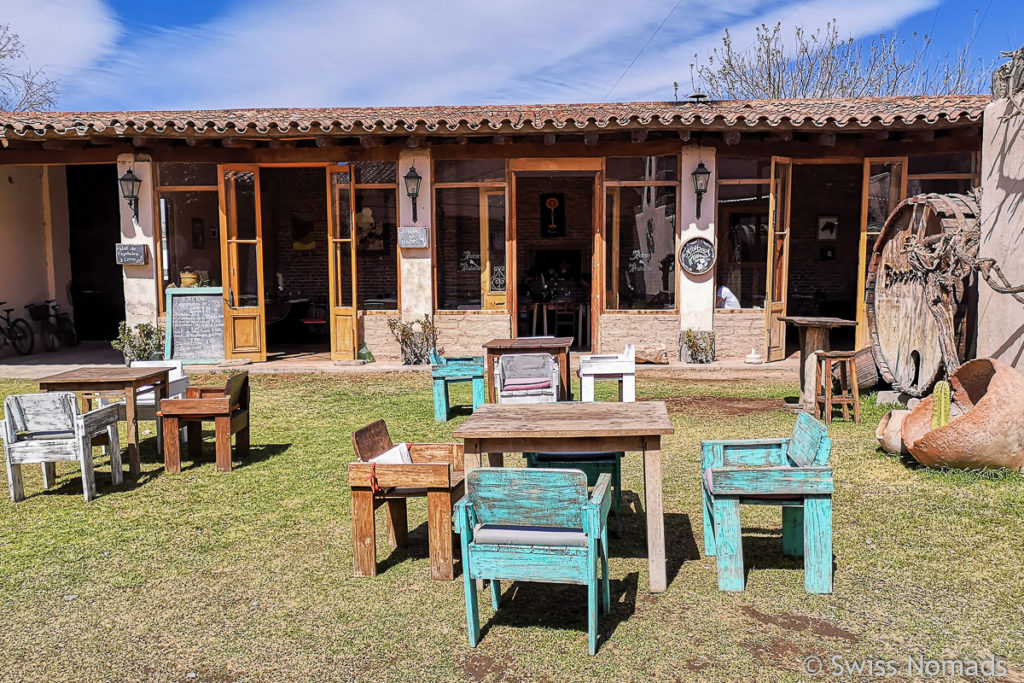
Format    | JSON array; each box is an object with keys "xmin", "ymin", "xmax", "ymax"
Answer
[
  {"xmin": 978, "ymin": 100, "xmax": 1024, "ymax": 369},
  {"xmin": 117, "ymin": 154, "xmax": 160, "ymax": 327},
  {"xmin": 679, "ymin": 144, "xmax": 716, "ymax": 333},
  {"xmin": 398, "ymin": 148, "xmax": 433, "ymax": 320}
]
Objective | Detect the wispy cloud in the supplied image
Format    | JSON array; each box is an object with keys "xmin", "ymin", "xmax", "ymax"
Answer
[{"xmin": 19, "ymin": 0, "xmax": 940, "ymax": 111}]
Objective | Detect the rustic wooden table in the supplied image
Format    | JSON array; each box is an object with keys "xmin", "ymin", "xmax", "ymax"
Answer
[
  {"xmin": 779, "ymin": 316, "xmax": 857, "ymax": 410},
  {"xmin": 453, "ymin": 401, "xmax": 675, "ymax": 592},
  {"xmin": 39, "ymin": 367, "xmax": 171, "ymax": 479},
  {"xmin": 482, "ymin": 337, "xmax": 574, "ymax": 402}
]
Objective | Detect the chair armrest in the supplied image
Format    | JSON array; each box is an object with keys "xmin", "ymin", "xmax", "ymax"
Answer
[
  {"xmin": 454, "ymin": 498, "xmax": 476, "ymax": 536},
  {"xmin": 710, "ymin": 466, "xmax": 833, "ymax": 496},
  {"xmin": 159, "ymin": 397, "xmax": 231, "ymax": 416},
  {"xmin": 584, "ymin": 473, "xmax": 613, "ymax": 536},
  {"xmin": 78, "ymin": 402, "xmax": 125, "ymax": 435},
  {"xmin": 347, "ymin": 462, "xmax": 453, "ymax": 489}
]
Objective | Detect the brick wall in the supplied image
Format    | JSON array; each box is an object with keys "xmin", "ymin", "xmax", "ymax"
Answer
[
  {"xmin": 260, "ymin": 167, "xmax": 329, "ymax": 298},
  {"xmin": 361, "ymin": 312, "xmax": 401, "ymax": 361},
  {"xmin": 434, "ymin": 312, "xmax": 512, "ymax": 356},
  {"xmin": 714, "ymin": 310, "xmax": 765, "ymax": 360},
  {"xmin": 598, "ymin": 313, "xmax": 679, "ymax": 357},
  {"xmin": 515, "ymin": 176, "xmax": 594, "ymax": 283}
]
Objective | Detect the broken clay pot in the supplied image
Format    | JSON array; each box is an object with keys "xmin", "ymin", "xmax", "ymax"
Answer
[
  {"xmin": 875, "ymin": 409, "xmax": 911, "ymax": 455},
  {"xmin": 901, "ymin": 358, "xmax": 1024, "ymax": 471}
]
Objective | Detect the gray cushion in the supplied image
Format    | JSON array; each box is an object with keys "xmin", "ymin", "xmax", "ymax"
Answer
[
  {"xmin": 474, "ymin": 524, "xmax": 588, "ymax": 547},
  {"xmin": 17, "ymin": 430, "xmax": 75, "ymax": 441}
]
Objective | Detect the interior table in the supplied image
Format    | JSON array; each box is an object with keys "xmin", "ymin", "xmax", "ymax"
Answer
[
  {"xmin": 482, "ymin": 337, "xmax": 574, "ymax": 402},
  {"xmin": 38, "ymin": 366, "xmax": 171, "ymax": 479},
  {"xmin": 779, "ymin": 316, "xmax": 857, "ymax": 410},
  {"xmin": 453, "ymin": 401, "xmax": 675, "ymax": 592}
]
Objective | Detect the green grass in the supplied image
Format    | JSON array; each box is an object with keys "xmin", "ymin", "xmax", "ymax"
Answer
[{"xmin": 0, "ymin": 373, "xmax": 1021, "ymax": 681}]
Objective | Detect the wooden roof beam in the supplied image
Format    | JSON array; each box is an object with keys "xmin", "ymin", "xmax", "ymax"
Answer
[
  {"xmin": 630, "ymin": 129, "xmax": 648, "ymax": 143},
  {"xmin": 583, "ymin": 132, "xmax": 599, "ymax": 146},
  {"xmin": 406, "ymin": 135, "xmax": 423, "ymax": 148},
  {"xmin": 817, "ymin": 132, "xmax": 837, "ymax": 147},
  {"xmin": 723, "ymin": 130, "xmax": 741, "ymax": 145},
  {"xmin": 359, "ymin": 137, "xmax": 384, "ymax": 149},
  {"xmin": 221, "ymin": 138, "xmax": 256, "ymax": 148},
  {"xmin": 544, "ymin": 133, "xmax": 557, "ymax": 145}
]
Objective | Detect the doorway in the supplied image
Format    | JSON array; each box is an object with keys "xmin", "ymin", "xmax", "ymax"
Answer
[
  {"xmin": 510, "ymin": 161, "xmax": 601, "ymax": 350},
  {"xmin": 67, "ymin": 164, "xmax": 124, "ymax": 341}
]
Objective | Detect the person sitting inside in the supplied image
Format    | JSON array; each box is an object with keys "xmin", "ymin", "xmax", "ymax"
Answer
[{"xmin": 716, "ymin": 284, "xmax": 741, "ymax": 309}]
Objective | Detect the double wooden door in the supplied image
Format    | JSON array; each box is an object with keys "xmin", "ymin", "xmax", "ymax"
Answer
[
  {"xmin": 217, "ymin": 164, "xmax": 359, "ymax": 362},
  {"xmin": 764, "ymin": 157, "xmax": 792, "ymax": 362}
]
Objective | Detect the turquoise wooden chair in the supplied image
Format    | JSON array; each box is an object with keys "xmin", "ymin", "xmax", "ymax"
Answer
[
  {"xmin": 430, "ymin": 349, "xmax": 485, "ymax": 422},
  {"xmin": 700, "ymin": 412, "xmax": 834, "ymax": 594},
  {"xmin": 455, "ymin": 468, "xmax": 613, "ymax": 655},
  {"xmin": 523, "ymin": 451, "xmax": 623, "ymax": 538}
]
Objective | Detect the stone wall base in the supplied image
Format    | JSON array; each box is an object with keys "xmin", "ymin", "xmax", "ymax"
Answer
[{"xmin": 714, "ymin": 311, "xmax": 765, "ymax": 360}]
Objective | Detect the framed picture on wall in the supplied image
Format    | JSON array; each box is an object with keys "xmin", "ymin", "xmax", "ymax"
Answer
[
  {"xmin": 209, "ymin": 227, "xmax": 218, "ymax": 240},
  {"xmin": 540, "ymin": 193, "xmax": 565, "ymax": 237},
  {"xmin": 191, "ymin": 218, "xmax": 205, "ymax": 249},
  {"xmin": 816, "ymin": 215, "xmax": 839, "ymax": 241}
]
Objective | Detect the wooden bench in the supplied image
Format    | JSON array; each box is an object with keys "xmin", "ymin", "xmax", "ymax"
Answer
[
  {"xmin": 430, "ymin": 350, "xmax": 485, "ymax": 422},
  {"xmin": 158, "ymin": 373, "xmax": 250, "ymax": 473},
  {"xmin": 700, "ymin": 412, "xmax": 834, "ymax": 594},
  {"xmin": 348, "ymin": 420, "xmax": 465, "ymax": 580}
]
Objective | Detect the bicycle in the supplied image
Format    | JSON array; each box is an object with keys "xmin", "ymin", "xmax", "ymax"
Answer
[
  {"xmin": 26, "ymin": 299, "xmax": 78, "ymax": 352},
  {"xmin": 0, "ymin": 302, "xmax": 34, "ymax": 355}
]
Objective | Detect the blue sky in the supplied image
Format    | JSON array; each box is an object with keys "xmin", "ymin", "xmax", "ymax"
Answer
[{"xmin": 3, "ymin": 0, "xmax": 1019, "ymax": 111}]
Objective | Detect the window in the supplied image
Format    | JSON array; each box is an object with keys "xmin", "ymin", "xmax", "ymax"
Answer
[
  {"xmin": 604, "ymin": 155, "xmax": 678, "ymax": 310},
  {"xmin": 434, "ymin": 160, "xmax": 507, "ymax": 311},
  {"xmin": 907, "ymin": 152, "xmax": 978, "ymax": 196},
  {"xmin": 353, "ymin": 161, "xmax": 399, "ymax": 309},
  {"xmin": 714, "ymin": 157, "xmax": 771, "ymax": 310}
]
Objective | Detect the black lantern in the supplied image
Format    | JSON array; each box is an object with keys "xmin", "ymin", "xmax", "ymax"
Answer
[
  {"xmin": 691, "ymin": 161, "xmax": 711, "ymax": 220},
  {"xmin": 118, "ymin": 168, "xmax": 142, "ymax": 218},
  {"xmin": 403, "ymin": 165, "xmax": 422, "ymax": 223}
]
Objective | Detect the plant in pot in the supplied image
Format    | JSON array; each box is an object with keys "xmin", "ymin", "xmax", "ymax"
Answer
[
  {"xmin": 680, "ymin": 329, "xmax": 715, "ymax": 364},
  {"xmin": 387, "ymin": 315, "xmax": 441, "ymax": 365},
  {"xmin": 111, "ymin": 321, "xmax": 165, "ymax": 365}
]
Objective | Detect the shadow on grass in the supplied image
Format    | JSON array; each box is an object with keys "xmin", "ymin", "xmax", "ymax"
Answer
[
  {"xmin": 614, "ymin": 491, "xmax": 699, "ymax": 588},
  {"xmin": 481, "ymin": 571, "xmax": 640, "ymax": 651},
  {"xmin": 376, "ymin": 520, "xmax": 464, "ymax": 578}
]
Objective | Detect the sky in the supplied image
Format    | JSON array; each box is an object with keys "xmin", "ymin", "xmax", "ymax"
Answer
[{"xmin": 1, "ymin": 0, "xmax": 1019, "ymax": 112}]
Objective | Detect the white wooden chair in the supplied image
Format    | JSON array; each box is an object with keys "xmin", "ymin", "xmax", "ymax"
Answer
[
  {"xmin": 579, "ymin": 344, "xmax": 636, "ymax": 402},
  {"xmin": 2, "ymin": 392, "xmax": 124, "ymax": 502},
  {"xmin": 496, "ymin": 353, "xmax": 560, "ymax": 404},
  {"xmin": 99, "ymin": 360, "xmax": 189, "ymax": 455}
]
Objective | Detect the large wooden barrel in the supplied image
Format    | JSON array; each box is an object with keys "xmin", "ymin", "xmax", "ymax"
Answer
[{"xmin": 865, "ymin": 193, "xmax": 979, "ymax": 397}]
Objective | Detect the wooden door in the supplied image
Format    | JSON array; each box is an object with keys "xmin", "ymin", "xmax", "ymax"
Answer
[
  {"xmin": 856, "ymin": 157, "xmax": 907, "ymax": 348},
  {"xmin": 764, "ymin": 157, "xmax": 793, "ymax": 362},
  {"xmin": 219, "ymin": 165, "xmax": 267, "ymax": 362},
  {"xmin": 328, "ymin": 166, "xmax": 358, "ymax": 360},
  {"xmin": 481, "ymin": 189, "xmax": 507, "ymax": 310}
]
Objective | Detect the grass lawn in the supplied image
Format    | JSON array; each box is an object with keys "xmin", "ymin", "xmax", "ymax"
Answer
[{"xmin": 0, "ymin": 373, "xmax": 1021, "ymax": 681}]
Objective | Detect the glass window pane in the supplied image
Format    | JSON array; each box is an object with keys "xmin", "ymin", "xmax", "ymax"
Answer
[
  {"xmin": 717, "ymin": 210, "xmax": 768, "ymax": 309},
  {"xmin": 717, "ymin": 183, "xmax": 770, "ymax": 203},
  {"xmin": 334, "ymin": 242, "xmax": 353, "ymax": 308},
  {"xmin": 866, "ymin": 162, "xmax": 902, "ymax": 235},
  {"xmin": 434, "ymin": 159, "xmax": 506, "ymax": 183},
  {"xmin": 436, "ymin": 188, "xmax": 483, "ymax": 310},
  {"xmin": 717, "ymin": 157, "xmax": 770, "ymax": 180},
  {"xmin": 487, "ymin": 193, "xmax": 506, "ymax": 293},
  {"xmin": 605, "ymin": 185, "xmax": 676, "ymax": 309},
  {"xmin": 354, "ymin": 161, "xmax": 396, "ymax": 185},
  {"xmin": 908, "ymin": 177, "xmax": 973, "ymax": 195},
  {"xmin": 234, "ymin": 242, "xmax": 260, "ymax": 307},
  {"xmin": 157, "ymin": 162, "xmax": 218, "ymax": 186},
  {"xmin": 224, "ymin": 170, "xmax": 257, "ymax": 240},
  {"xmin": 354, "ymin": 188, "xmax": 398, "ymax": 308},
  {"xmin": 908, "ymin": 153, "xmax": 973, "ymax": 175},
  {"xmin": 158, "ymin": 191, "xmax": 222, "ymax": 289},
  {"xmin": 606, "ymin": 155, "xmax": 678, "ymax": 182},
  {"xmin": 333, "ymin": 180, "xmax": 351, "ymax": 240}
]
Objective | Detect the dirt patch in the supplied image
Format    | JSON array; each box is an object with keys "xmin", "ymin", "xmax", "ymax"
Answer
[
  {"xmin": 462, "ymin": 653, "xmax": 522, "ymax": 682},
  {"xmin": 743, "ymin": 636, "xmax": 810, "ymax": 671},
  {"xmin": 646, "ymin": 396, "xmax": 785, "ymax": 417},
  {"xmin": 740, "ymin": 605, "xmax": 860, "ymax": 643}
]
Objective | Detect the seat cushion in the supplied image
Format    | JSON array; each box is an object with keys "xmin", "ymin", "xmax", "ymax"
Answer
[
  {"xmin": 474, "ymin": 524, "xmax": 588, "ymax": 547},
  {"xmin": 17, "ymin": 430, "xmax": 75, "ymax": 441},
  {"xmin": 503, "ymin": 377, "xmax": 551, "ymax": 391}
]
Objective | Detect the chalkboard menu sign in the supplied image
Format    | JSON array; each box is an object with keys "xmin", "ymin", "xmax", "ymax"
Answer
[
  {"xmin": 115, "ymin": 243, "xmax": 148, "ymax": 265},
  {"xmin": 164, "ymin": 287, "xmax": 225, "ymax": 364},
  {"xmin": 678, "ymin": 237, "xmax": 717, "ymax": 275}
]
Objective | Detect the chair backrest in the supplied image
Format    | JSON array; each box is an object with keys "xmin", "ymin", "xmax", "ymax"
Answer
[
  {"xmin": 498, "ymin": 353, "xmax": 556, "ymax": 382},
  {"xmin": 788, "ymin": 412, "xmax": 830, "ymax": 466},
  {"xmin": 467, "ymin": 468, "xmax": 588, "ymax": 529},
  {"xmin": 225, "ymin": 372, "xmax": 249, "ymax": 410},
  {"xmin": 622, "ymin": 344, "xmax": 636, "ymax": 362},
  {"xmin": 4, "ymin": 392, "xmax": 78, "ymax": 435},
  {"xmin": 131, "ymin": 359, "xmax": 186, "ymax": 382},
  {"xmin": 429, "ymin": 348, "xmax": 444, "ymax": 365},
  {"xmin": 351, "ymin": 419, "xmax": 393, "ymax": 461}
]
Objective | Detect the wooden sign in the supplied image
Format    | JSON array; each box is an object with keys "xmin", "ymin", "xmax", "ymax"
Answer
[
  {"xmin": 164, "ymin": 287, "xmax": 225, "ymax": 364},
  {"xmin": 115, "ymin": 243, "xmax": 148, "ymax": 265},
  {"xmin": 678, "ymin": 237, "xmax": 717, "ymax": 275}
]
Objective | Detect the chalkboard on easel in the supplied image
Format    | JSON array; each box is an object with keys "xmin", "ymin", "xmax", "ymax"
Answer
[{"xmin": 164, "ymin": 287, "xmax": 225, "ymax": 364}]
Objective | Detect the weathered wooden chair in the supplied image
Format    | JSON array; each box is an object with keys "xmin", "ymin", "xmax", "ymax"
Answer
[
  {"xmin": 158, "ymin": 372, "xmax": 250, "ymax": 473},
  {"xmin": 700, "ymin": 412, "xmax": 834, "ymax": 594},
  {"xmin": 524, "ymin": 451, "xmax": 623, "ymax": 538},
  {"xmin": 2, "ymin": 392, "xmax": 123, "ymax": 502},
  {"xmin": 579, "ymin": 344, "xmax": 636, "ymax": 402},
  {"xmin": 495, "ymin": 353, "xmax": 560, "ymax": 404},
  {"xmin": 429, "ymin": 349, "xmax": 485, "ymax": 422},
  {"xmin": 349, "ymin": 420, "xmax": 465, "ymax": 580},
  {"xmin": 455, "ymin": 468, "xmax": 612, "ymax": 655}
]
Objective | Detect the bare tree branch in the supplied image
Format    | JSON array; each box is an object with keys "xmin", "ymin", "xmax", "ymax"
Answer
[{"xmin": 0, "ymin": 24, "xmax": 59, "ymax": 111}]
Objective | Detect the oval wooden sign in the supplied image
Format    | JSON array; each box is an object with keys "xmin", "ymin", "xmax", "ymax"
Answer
[{"xmin": 678, "ymin": 237, "xmax": 716, "ymax": 275}]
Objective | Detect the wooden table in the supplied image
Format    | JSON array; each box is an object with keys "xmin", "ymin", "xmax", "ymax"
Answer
[
  {"xmin": 779, "ymin": 316, "xmax": 857, "ymax": 410},
  {"xmin": 453, "ymin": 401, "xmax": 675, "ymax": 592},
  {"xmin": 482, "ymin": 337, "xmax": 573, "ymax": 402},
  {"xmin": 39, "ymin": 367, "xmax": 171, "ymax": 479}
]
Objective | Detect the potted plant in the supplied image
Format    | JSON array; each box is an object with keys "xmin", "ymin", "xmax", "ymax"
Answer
[{"xmin": 111, "ymin": 321, "xmax": 165, "ymax": 365}]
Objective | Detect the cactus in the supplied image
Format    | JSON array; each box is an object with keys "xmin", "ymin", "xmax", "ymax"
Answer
[{"xmin": 931, "ymin": 380, "xmax": 951, "ymax": 430}]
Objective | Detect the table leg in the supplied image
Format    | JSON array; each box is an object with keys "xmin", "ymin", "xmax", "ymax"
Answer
[
  {"xmin": 643, "ymin": 436, "xmax": 667, "ymax": 593},
  {"xmin": 124, "ymin": 387, "xmax": 140, "ymax": 479},
  {"xmin": 559, "ymin": 351, "xmax": 571, "ymax": 401},
  {"xmin": 800, "ymin": 327, "xmax": 830, "ymax": 410},
  {"xmin": 464, "ymin": 439, "xmax": 482, "ymax": 471},
  {"xmin": 155, "ymin": 373, "xmax": 169, "ymax": 459}
]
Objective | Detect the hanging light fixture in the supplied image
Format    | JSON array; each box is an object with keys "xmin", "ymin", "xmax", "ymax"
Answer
[
  {"xmin": 403, "ymin": 165, "xmax": 422, "ymax": 223},
  {"xmin": 118, "ymin": 168, "xmax": 142, "ymax": 218},
  {"xmin": 691, "ymin": 161, "xmax": 711, "ymax": 220}
]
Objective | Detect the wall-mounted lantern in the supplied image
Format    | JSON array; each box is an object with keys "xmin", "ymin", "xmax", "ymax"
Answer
[
  {"xmin": 118, "ymin": 168, "xmax": 142, "ymax": 219},
  {"xmin": 403, "ymin": 165, "xmax": 422, "ymax": 223},
  {"xmin": 691, "ymin": 161, "xmax": 711, "ymax": 220}
]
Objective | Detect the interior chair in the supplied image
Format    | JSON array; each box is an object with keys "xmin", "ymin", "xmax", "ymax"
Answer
[
  {"xmin": 495, "ymin": 353, "xmax": 560, "ymax": 404},
  {"xmin": 349, "ymin": 419, "xmax": 465, "ymax": 580},
  {"xmin": 455, "ymin": 467, "xmax": 613, "ymax": 655},
  {"xmin": 2, "ymin": 392, "xmax": 123, "ymax": 502},
  {"xmin": 299, "ymin": 295, "xmax": 329, "ymax": 340},
  {"xmin": 700, "ymin": 412, "xmax": 834, "ymax": 594},
  {"xmin": 158, "ymin": 372, "xmax": 250, "ymax": 473}
]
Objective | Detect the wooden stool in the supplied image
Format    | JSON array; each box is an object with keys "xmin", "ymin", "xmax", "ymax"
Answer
[{"xmin": 814, "ymin": 351, "xmax": 860, "ymax": 424}]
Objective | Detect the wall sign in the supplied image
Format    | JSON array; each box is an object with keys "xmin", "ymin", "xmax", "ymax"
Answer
[
  {"xmin": 678, "ymin": 237, "xmax": 717, "ymax": 275},
  {"xmin": 115, "ymin": 243, "xmax": 148, "ymax": 266},
  {"xmin": 164, "ymin": 287, "xmax": 225, "ymax": 364},
  {"xmin": 398, "ymin": 226, "xmax": 429, "ymax": 248}
]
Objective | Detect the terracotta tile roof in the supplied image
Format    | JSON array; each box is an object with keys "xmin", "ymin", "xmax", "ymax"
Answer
[{"xmin": 0, "ymin": 95, "xmax": 989, "ymax": 139}]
